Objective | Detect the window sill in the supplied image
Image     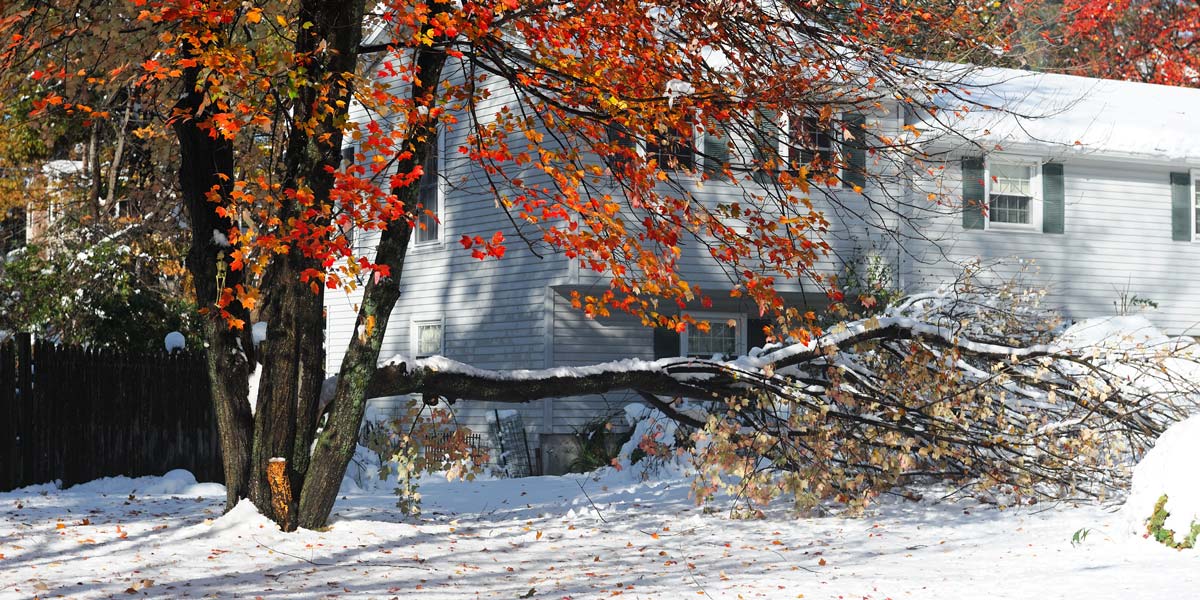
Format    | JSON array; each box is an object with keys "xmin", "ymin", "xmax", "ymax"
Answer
[
  {"xmin": 986, "ymin": 222, "xmax": 1040, "ymax": 233},
  {"xmin": 410, "ymin": 239, "xmax": 445, "ymax": 253}
]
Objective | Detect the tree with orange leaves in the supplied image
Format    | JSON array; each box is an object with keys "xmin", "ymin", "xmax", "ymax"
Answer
[
  {"xmin": 6, "ymin": 0, "xmax": 1168, "ymax": 531},
  {"xmin": 1047, "ymin": 0, "xmax": 1200, "ymax": 86}
]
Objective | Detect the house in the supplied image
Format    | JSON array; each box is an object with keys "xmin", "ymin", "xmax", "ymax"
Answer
[
  {"xmin": 24, "ymin": 160, "xmax": 84, "ymax": 245},
  {"xmin": 325, "ymin": 62, "xmax": 1200, "ymax": 472}
]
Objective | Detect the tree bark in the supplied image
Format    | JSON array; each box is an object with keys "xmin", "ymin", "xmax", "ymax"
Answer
[
  {"xmin": 173, "ymin": 62, "xmax": 254, "ymax": 509},
  {"xmin": 296, "ymin": 13, "xmax": 450, "ymax": 528},
  {"xmin": 243, "ymin": 0, "xmax": 365, "ymax": 529}
]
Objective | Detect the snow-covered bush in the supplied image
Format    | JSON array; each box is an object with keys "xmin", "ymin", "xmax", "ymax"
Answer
[
  {"xmin": 0, "ymin": 230, "xmax": 196, "ymax": 351},
  {"xmin": 565, "ymin": 414, "xmax": 632, "ymax": 473},
  {"xmin": 615, "ymin": 404, "xmax": 687, "ymax": 479},
  {"xmin": 1122, "ymin": 415, "xmax": 1200, "ymax": 548}
]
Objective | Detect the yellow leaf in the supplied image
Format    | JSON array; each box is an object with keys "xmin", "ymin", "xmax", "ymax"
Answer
[
  {"xmin": 246, "ymin": 8, "xmax": 262, "ymax": 23},
  {"xmin": 276, "ymin": 15, "xmax": 288, "ymax": 27}
]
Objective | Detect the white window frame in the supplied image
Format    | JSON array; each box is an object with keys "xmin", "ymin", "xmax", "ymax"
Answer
[
  {"xmin": 984, "ymin": 155, "xmax": 1042, "ymax": 232},
  {"xmin": 411, "ymin": 317, "xmax": 445, "ymax": 358},
  {"xmin": 412, "ymin": 130, "xmax": 445, "ymax": 249},
  {"xmin": 680, "ymin": 312, "xmax": 746, "ymax": 358}
]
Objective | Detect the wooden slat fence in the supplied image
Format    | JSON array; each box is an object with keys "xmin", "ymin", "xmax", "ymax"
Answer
[{"xmin": 1, "ymin": 334, "xmax": 222, "ymax": 491}]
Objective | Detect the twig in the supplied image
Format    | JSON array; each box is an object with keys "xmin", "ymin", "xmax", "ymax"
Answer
[{"xmin": 574, "ymin": 479, "xmax": 609, "ymax": 524}]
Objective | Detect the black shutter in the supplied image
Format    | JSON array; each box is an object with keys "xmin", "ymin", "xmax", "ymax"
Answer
[
  {"xmin": 1042, "ymin": 163, "xmax": 1064, "ymax": 234},
  {"xmin": 962, "ymin": 157, "xmax": 986, "ymax": 230},
  {"xmin": 703, "ymin": 127, "xmax": 730, "ymax": 178},
  {"xmin": 747, "ymin": 318, "xmax": 771, "ymax": 353},
  {"xmin": 751, "ymin": 108, "xmax": 780, "ymax": 185},
  {"xmin": 842, "ymin": 113, "xmax": 867, "ymax": 190},
  {"xmin": 1171, "ymin": 172, "xmax": 1192, "ymax": 242},
  {"xmin": 653, "ymin": 327, "xmax": 680, "ymax": 359}
]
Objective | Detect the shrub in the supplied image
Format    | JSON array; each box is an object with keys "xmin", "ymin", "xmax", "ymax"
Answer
[
  {"xmin": 1146, "ymin": 494, "xmax": 1200, "ymax": 550},
  {"xmin": 567, "ymin": 415, "xmax": 631, "ymax": 473},
  {"xmin": 360, "ymin": 399, "xmax": 484, "ymax": 515}
]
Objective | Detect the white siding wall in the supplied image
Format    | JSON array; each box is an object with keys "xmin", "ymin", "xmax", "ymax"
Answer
[
  {"xmin": 548, "ymin": 289, "xmax": 654, "ymax": 432},
  {"xmin": 326, "ymin": 75, "xmax": 912, "ymax": 441},
  {"xmin": 325, "ymin": 69, "xmax": 572, "ymax": 443},
  {"xmin": 904, "ymin": 156, "xmax": 1200, "ymax": 335}
]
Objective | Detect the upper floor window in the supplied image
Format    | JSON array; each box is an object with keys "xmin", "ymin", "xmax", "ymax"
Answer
[
  {"xmin": 646, "ymin": 117, "xmax": 696, "ymax": 172},
  {"xmin": 415, "ymin": 136, "xmax": 441, "ymax": 245},
  {"xmin": 988, "ymin": 162, "xmax": 1035, "ymax": 226},
  {"xmin": 788, "ymin": 114, "xmax": 836, "ymax": 177},
  {"xmin": 963, "ymin": 156, "xmax": 1064, "ymax": 234}
]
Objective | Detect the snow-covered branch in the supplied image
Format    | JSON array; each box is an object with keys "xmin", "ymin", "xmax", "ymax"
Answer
[{"xmin": 362, "ymin": 288, "xmax": 1196, "ymax": 503}]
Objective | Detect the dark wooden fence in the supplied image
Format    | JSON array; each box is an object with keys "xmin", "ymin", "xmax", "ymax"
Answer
[{"xmin": 1, "ymin": 334, "xmax": 223, "ymax": 492}]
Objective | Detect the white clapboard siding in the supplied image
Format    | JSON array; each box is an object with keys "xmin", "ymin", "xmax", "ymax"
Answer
[
  {"xmin": 328, "ymin": 75, "xmax": 908, "ymax": 439},
  {"xmin": 904, "ymin": 156, "xmax": 1200, "ymax": 335}
]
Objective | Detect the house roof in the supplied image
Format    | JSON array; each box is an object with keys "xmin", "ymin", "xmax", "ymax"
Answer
[
  {"xmin": 915, "ymin": 64, "xmax": 1200, "ymax": 164},
  {"xmin": 41, "ymin": 160, "xmax": 83, "ymax": 178}
]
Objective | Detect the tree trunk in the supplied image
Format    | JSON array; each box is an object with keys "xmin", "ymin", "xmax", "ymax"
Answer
[
  {"xmin": 296, "ymin": 29, "xmax": 450, "ymax": 530},
  {"xmin": 173, "ymin": 63, "xmax": 254, "ymax": 509},
  {"xmin": 171, "ymin": 0, "xmax": 450, "ymax": 530},
  {"xmin": 248, "ymin": 0, "xmax": 364, "ymax": 529}
]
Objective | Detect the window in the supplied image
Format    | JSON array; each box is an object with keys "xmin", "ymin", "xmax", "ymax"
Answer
[
  {"xmin": 415, "ymin": 136, "xmax": 441, "ymax": 245},
  {"xmin": 412, "ymin": 318, "xmax": 443, "ymax": 358},
  {"xmin": 985, "ymin": 158, "xmax": 1041, "ymax": 230},
  {"xmin": 988, "ymin": 162, "xmax": 1035, "ymax": 225},
  {"xmin": 645, "ymin": 117, "xmax": 695, "ymax": 171},
  {"xmin": 788, "ymin": 114, "xmax": 836, "ymax": 176},
  {"xmin": 681, "ymin": 313, "xmax": 745, "ymax": 358}
]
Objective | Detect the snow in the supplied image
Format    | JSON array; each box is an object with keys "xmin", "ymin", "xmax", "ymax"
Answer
[
  {"xmin": 201, "ymin": 498, "xmax": 281, "ymax": 535},
  {"xmin": 1058, "ymin": 315, "xmax": 1168, "ymax": 349},
  {"xmin": 163, "ymin": 331, "xmax": 185, "ymax": 352},
  {"xmin": 41, "ymin": 159, "xmax": 83, "ymax": 178},
  {"xmin": 1122, "ymin": 415, "xmax": 1200, "ymax": 537},
  {"xmin": 382, "ymin": 353, "xmax": 669, "ymax": 380},
  {"xmin": 247, "ymin": 365, "xmax": 262, "ymax": 415},
  {"xmin": 616, "ymin": 404, "xmax": 678, "ymax": 469},
  {"xmin": 2, "ymin": 467, "xmax": 1198, "ymax": 598},
  {"xmin": 251, "ymin": 321, "xmax": 268, "ymax": 346},
  {"xmin": 915, "ymin": 63, "xmax": 1200, "ymax": 161}
]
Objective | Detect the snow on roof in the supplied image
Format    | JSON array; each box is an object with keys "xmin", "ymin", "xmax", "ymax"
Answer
[
  {"xmin": 916, "ymin": 64, "xmax": 1200, "ymax": 163},
  {"xmin": 41, "ymin": 160, "xmax": 83, "ymax": 178}
]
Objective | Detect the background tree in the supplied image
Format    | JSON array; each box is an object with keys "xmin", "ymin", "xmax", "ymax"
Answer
[
  {"xmin": 1059, "ymin": 0, "xmax": 1200, "ymax": 85},
  {"xmin": 1, "ymin": 0, "xmax": 1151, "ymax": 532},
  {"xmin": 0, "ymin": 2, "xmax": 200, "ymax": 350}
]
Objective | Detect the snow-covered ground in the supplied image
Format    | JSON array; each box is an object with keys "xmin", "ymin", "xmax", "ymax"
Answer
[{"xmin": 1, "ymin": 465, "xmax": 1197, "ymax": 600}]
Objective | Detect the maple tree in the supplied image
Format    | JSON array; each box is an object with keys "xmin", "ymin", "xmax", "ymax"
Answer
[
  {"xmin": 1044, "ymin": 0, "xmax": 1200, "ymax": 85},
  {"xmin": 1, "ymin": 0, "xmax": 1173, "ymax": 532}
]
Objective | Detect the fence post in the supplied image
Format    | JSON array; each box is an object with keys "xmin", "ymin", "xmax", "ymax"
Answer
[
  {"xmin": 1, "ymin": 340, "xmax": 15, "ymax": 490},
  {"xmin": 15, "ymin": 334, "xmax": 31, "ymax": 488},
  {"xmin": 16, "ymin": 333, "xmax": 30, "ymax": 405}
]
